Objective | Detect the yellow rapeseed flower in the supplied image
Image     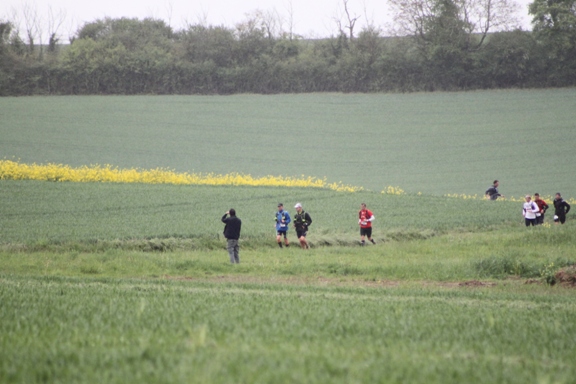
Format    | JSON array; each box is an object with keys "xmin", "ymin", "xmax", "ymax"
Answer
[
  {"xmin": 381, "ymin": 186, "xmax": 405, "ymax": 195},
  {"xmin": 0, "ymin": 160, "xmax": 363, "ymax": 192}
]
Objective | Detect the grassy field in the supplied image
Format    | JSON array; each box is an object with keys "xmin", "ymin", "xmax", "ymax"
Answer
[
  {"xmin": 2, "ymin": 89, "xmax": 576, "ymax": 383},
  {"xmin": 1, "ymin": 274, "xmax": 576, "ymax": 384},
  {"xmin": 1, "ymin": 225, "xmax": 575, "ymax": 281},
  {"xmin": 1, "ymin": 89, "xmax": 576, "ymax": 196},
  {"xmin": 2, "ymin": 179, "xmax": 576, "ymax": 383},
  {"xmin": 2, "ymin": 180, "xmax": 522, "ymax": 246}
]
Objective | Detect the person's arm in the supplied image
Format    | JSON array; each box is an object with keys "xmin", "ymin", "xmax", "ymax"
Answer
[
  {"xmin": 367, "ymin": 211, "xmax": 375, "ymax": 222},
  {"xmin": 285, "ymin": 212, "xmax": 291, "ymax": 224},
  {"xmin": 542, "ymin": 201, "xmax": 549, "ymax": 212},
  {"xmin": 565, "ymin": 202, "xmax": 571, "ymax": 214},
  {"xmin": 222, "ymin": 213, "xmax": 228, "ymax": 223},
  {"xmin": 305, "ymin": 213, "xmax": 312, "ymax": 226}
]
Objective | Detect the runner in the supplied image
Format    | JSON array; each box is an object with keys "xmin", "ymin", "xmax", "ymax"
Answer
[
  {"xmin": 553, "ymin": 193, "xmax": 571, "ymax": 225},
  {"xmin": 293, "ymin": 203, "xmax": 312, "ymax": 249},
  {"xmin": 533, "ymin": 193, "xmax": 549, "ymax": 225},
  {"xmin": 485, "ymin": 180, "xmax": 504, "ymax": 200},
  {"xmin": 358, "ymin": 203, "xmax": 376, "ymax": 245},
  {"xmin": 522, "ymin": 195, "xmax": 539, "ymax": 227},
  {"xmin": 275, "ymin": 203, "xmax": 291, "ymax": 248}
]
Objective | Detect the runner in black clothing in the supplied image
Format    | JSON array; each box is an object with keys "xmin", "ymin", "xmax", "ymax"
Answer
[
  {"xmin": 293, "ymin": 203, "xmax": 312, "ymax": 249},
  {"xmin": 553, "ymin": 193, "xmax": 571, "ymax": 224},
  {"xmin": 485, "ymin": 180, "xmax": 504, "ymax": 200}
]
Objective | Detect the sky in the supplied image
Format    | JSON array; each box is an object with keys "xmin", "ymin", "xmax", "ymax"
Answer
[{"xmin": 2, "ymin": 0, "xmax": 533, "ymax": 43}]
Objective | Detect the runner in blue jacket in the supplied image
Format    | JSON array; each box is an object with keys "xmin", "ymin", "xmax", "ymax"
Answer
[{"xmin": 275, "ymin": 203, "xmax": 291, "ymax": 248}]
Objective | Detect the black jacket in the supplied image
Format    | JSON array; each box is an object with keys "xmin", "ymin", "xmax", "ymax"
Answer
[
  {"xmin": 222, "ymin": 214, "xmax": 242, "ymax": 240},
  {"xmin": 485, "ymin": 185, "xmax": 501, "ymax": 200},
  {"xmin": 293, "ymin": 211, "xmax": 312, "ymax": 231},
  {"xmin": 553, "ymin": 199, "xmax": 571, "ymax": 216}
]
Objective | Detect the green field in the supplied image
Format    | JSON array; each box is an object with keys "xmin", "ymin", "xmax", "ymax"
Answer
[
  {"xmin": 1, "ymin": 89, "xmax": 576, "ymax": 196},
  {"xmin": 2, "ymin": 275, "xmax": 575, "ymax": 384},
  {"xmin": 1, "ymin": 180, "xmax": 521, "ymax": 246},
  {"xmin": 1, "ymin": 90, "xmax": 576, "ymax": 383}
]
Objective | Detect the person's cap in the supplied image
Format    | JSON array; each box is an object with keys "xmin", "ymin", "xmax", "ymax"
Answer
[
  {"xmin": 278, "ymin": 203, "xmax": 283, "ymax": 207},
  {"xmin": 294, "ymin": 203, "xmax": 302, "ymax": 208}
]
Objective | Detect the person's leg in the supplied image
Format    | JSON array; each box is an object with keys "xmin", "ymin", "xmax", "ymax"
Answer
[
  {"xmin": 233, "ymin": 240, "xmax": 240, "ymax": 263},
  {"xmin": 525, "ymin": 219, "xmax": 531, "ymax": 227},
  {"xmin": 366, "ymin": 227, "xmax": 375, "ymax": 244},
  {"xmin": 559, "ymin": 214, "xmax": 566, "ymax": 224},
  {"xmin": 277, "ymin": 232, "xmax": 283, "ymax": 248},
  {"xmin": 227, "ymin": 240, "xmax": 236, "ymax": 263},
  {"xmin": 299, "ymin": 234, "xmax": 308, "ymax": 249},
  {"xmin": 283, "ymin": 232, "xmax": 290, "ymax": 247}
]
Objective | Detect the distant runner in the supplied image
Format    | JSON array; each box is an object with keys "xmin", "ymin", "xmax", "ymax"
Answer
[
  {"xmin": 553, "ymin": 193, "xmax": 571, "ymax": 225},
  {"xmin": 522, "ymin": 195, "xmax": 539, "ymax": 227},
  {"xmin": 485, "ymin": 180, "xmax": 504, "ymax": 200},
  {"xmin": 533, "ymin": 193, "xmax": 549, "ymax": 225},
  {"xmin": 293, "ymin": 203, "xmax": 312, "ymax": 249},
  {"xmin": 275, "ymin": 203, "xmax": 291, "ymax": 248},
  {"xmin": 358, "ymin": 203, "xmax": 376, "ymax": 246}
]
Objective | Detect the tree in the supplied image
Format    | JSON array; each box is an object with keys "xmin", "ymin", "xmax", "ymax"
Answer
[
  {"xmin": 47, "ymin": 6, "xmax": 66, "ymax": 53},
  {"xmin": 178, "ymin": 24, "xmax": 236, "ymax": 67},
  {"xmin": 529, "ymin": 0, "xmax": 576, "ymax": 84},
  {"xmin": 0, "ymin": 21, "xmax": 13, "ymax": 48},
  {"xmin": 333, "ymin": 0, "xmax": 361, "ymax": 40},
  {"xmin": 76, "ymin": 17, "xmax": 174, "ymax": 50},
  {"xmin": 529, "ymin": 0, "xmax": 576, "ymax": 52},
  {"xmin": 389, "ymin": 0, "xmax": 520, "ymax": 89},
  {"xmin": 234, "ymin": 15, "xmax": 274, "ymax": 65},
  {"xmin": 389, "ymin": 0, "xmax": 520, "ymax": 50},
  {"xmin": 478, "ymin": 30, "xmax": 536, "ymax": 87},
  {"xmin": 530, "ymin": 0, "xmax": 576, "ymax": 35}
]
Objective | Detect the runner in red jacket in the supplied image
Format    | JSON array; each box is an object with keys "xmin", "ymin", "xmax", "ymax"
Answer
[
  {"xmin": 359, "ymin": 203, "xmax": 376, "ymax": 246},
  {"xmin": 533, "ymin": 193, "xmax": 549, "ymax": 225}
]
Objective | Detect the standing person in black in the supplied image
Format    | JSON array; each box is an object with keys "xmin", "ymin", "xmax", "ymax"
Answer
[
  {"xmin": 293, "ymin": 203, "xmax": 312, "ymax": 250},
  {"xmin": 221, "ymin": 209, "xmax": 242, "ymax": 264},
  {"xmin": 485, "ymin": 180, "xmax": 504, "ymax": 200},
  {"xmin": 553, "ymin": 193, "xmax": 571, "ymax": 225}
]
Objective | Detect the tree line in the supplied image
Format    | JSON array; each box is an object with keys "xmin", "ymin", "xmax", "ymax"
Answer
[{"xmin": 0, "ymin": 0, "xmax": 575, "ymax": 96}]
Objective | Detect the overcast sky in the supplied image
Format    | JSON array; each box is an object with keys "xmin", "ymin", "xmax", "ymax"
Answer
[{"xmin": 2, "ymin": 0, "xmax": 533, "ymax": 42}]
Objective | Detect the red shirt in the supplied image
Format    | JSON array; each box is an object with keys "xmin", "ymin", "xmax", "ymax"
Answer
[
  {"xmin": 359, "ymin": 209, "xmax": 373, "ymax": 228},
  {"xmin": 535, "ymin": 199, "xmax": 548, "ymax": 213}
]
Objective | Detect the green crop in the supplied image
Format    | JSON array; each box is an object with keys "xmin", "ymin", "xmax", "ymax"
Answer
[
  {"xmin": 1, "ymin": 89, "xmax": 575, "ymax": 196},
  {"xmin": 1, "ymin": 275, "xmax": 575, "ymax": 384},
  {"xmin": 1, "ymin": 180, "xmax": 522, "ymax": 246}
]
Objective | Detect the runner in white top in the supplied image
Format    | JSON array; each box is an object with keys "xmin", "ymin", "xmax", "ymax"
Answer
[{"xmin": 522, "ymin": 195, "xmax": 539, "ymax": 227}]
